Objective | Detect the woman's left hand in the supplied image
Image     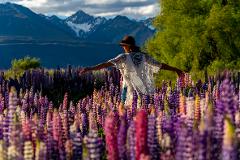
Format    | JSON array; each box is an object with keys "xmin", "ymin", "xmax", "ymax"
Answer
[
  {"xmin": 176, "ymin": 69, "xmax": 185, "ymax": 78},
  {"xmin": 79, "ymin": 67, "xmax": 91, "ymax": 75}
]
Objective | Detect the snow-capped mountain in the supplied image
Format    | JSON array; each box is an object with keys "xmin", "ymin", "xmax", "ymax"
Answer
[
  {"xmin": 62, "ymin": 11, "xmax": 155, "ymax": 45},
  {"xmin": 0, "ymin": 2, "xmax": 155, "ymax": 45},
  {"xmin": 65, "ymin": 10, "xmax": 106, "ymax": 37},
  {"xmin": 141, "ymin": 17, "xmax": 155, "ymax": 31}
]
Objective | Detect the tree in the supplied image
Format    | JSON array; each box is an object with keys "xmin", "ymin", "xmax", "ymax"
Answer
[
  {"xmin": 145, "ymin": 0, "xmax": 240, "ymax": 82},
  {"xmin": 5, "ymin": 56, "xmax": 41, "ymax": 79}
]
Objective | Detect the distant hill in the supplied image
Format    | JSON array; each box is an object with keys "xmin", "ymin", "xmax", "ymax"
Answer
[{"xmin": 0, "ymin": 2, "xmax": 75, "ymax": 41}]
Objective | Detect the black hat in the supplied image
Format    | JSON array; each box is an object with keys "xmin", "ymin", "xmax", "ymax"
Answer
[{"xmin": 119, "ymin": 35, "xmax": 137, "ymax": 47}]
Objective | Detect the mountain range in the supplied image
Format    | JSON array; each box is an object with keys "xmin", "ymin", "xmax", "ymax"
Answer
[{"xmin": 0, "ymin": 2, "xmax": 156, "ymax": 68}]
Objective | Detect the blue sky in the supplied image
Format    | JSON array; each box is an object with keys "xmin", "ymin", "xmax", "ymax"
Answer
[{"xmin": 3, "ymin": 0, "xmax": 160, "ymax": 19}]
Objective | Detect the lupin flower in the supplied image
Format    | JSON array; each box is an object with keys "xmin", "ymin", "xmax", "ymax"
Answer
[
  {"xmin": 0, "ymin": 115, "xmax": 3, "ymax": 140},
  {"xmin": 65, "ymin": 140, "xmax": 73, "ymax": 160},
  {"xmin": 218, "ymin": 78, "xmax": 238, "ymax": 123},
  {"xmin": 117, "ymin": 113, "xmax": 127, "ymax": 160},
  {"xmin": 61, "ymin": 111, "xmax": 69, "ymax": 144},
  {"xmin": 35, "ymin": 141, "xmax": 47, "ymax": 160},
  {"xmin": 0, "ymin": 94, "xmax": 4, "ymax": 114},
  {"xmin": 194, "ymin": 94, "xmax": 201, "ymax": 123},
  {"xmin": 7, "ymin": 114, "xmax": 23, "ymax": 160},
  {"xmin": 24, "ymin": 141, "xmax": 34, "ymax": 160},
  {"xmin": 200, "ymin": 92, "xmax": 207, "ymax": 120},
  {"xmin": 89, "ymin": 111, "xmax": 97, "ymax": 131},
  {"xmin": 186, "ymin": 95, "xmax": 194, "ymax": 119},
  {"xmin": 69, "ymin": 101, "xmax": 75, "ymax": 126},
  {"xmin": 81, "ymin": 112, "xmax": 89, "ymax": 137},
  {"xmin": 156, "ymin": 111, "xmax": 163, "ymax": 147},
  {"xmin": 179, "ymin": 92, "xmax": 186, "ymax": 115},
  {"xmin": 3, "ymin": 114, "xmax": 10, "ymax": 147},
  {"xmin": 132, "ymin": 90, "xmax": 138, "ymax": 115},
  {"xmin": 4, "ymin": 91, "xmax": 9, "ymax": 111},
  {"xmin": 143, "ymin": 95, "xmax": 150, "ymax": 108},
  {"xmin": 84, "ymin": 129, "xmax": 103, "ymax": 160},
  {"xmin": 164, "ymin": 97, "xmax": 170, "ymax": 115},
  {"xmin": 58, "ymin": 117, "xmax": 66, "ymax": 160},
  {"xmin": 8, "ymin": 144, "xmax": 21, "ymax": 160},
  {"xmin": 48, "ymin": 102, "xmax": 53, "ymax": 112},
  {"xmin": 22, "ymin": 118, "xmax": 32, "ymax": 141},
  {"xmin": 33, "ymin": 93, "xmax": 39, "ymax": 108},
  {"xmin": 0, "ymin": 140, "xmax": 7, "ymax": 160},
  {"xmin": 160, "ymin": 133, "xmax": 174, "ymax": 160},
  {"xmin": 8, "ymin": 87, "xmax": 18, "ymax": 134},
  {"xmin": 127, "ymin": 120, "xmax": 136, "ymax": 160},
  {"xmin": 175, "ymin": 120, "xmax": 194, "ymax": 160},
  {"xmin": 63, "ymin": 93, "xmax": 68, "ymax": 110},
  {"xmin": 196, "ymin": 119, "xmax": 208, "ymax": 160},
  {"xmin": 135, "ymin": 110, "xmax": 148, "ymax": 160},
  {"xmin": 104, "ymin": 112, "xmax": 119, "ymax": 160},
  {"xmin": 97, "ymin": 104, "xmax": 103, "ymax": 128},
  {"xmin": 46, "ymin": 113, "xmax": 53, "ymax": 159},
  {"xmin": 222, "ymin": 117, "xmax": 236, "ymax": 160},
  {"xmin": 31, "ymin": 113, "xmax": 38, "ymax": 146},
  {"xmin": 72, "ymin": 126, "xmax": 82, "ymax": 160},
  {"xmin": 52, "ymin": 110, "xmax": 62, "ymax": 159},
  {"xmin": 147, "ymin": 114, "xmax": 159, "ymax": 160}
]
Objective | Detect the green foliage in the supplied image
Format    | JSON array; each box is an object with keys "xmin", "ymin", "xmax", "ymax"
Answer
[
  {"xmin": 5, "ymin": 56, "xmax": 41, "ymax": 79},
  {"xmin": 145, "ymin": 0, "xmax": 240, "ymax": 84}
]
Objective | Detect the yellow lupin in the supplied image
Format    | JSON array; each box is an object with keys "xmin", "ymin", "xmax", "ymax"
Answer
[
  {"xmin": 223, "ymin": 117, "xmax": 235, "ymax": 149},
  {"xmin": 179, "ymin": 92, "xmax": 186, "ymax": 115},
  {"xmin": 194, "ymin": 94, "xmax": 200, "ymax": 123}
]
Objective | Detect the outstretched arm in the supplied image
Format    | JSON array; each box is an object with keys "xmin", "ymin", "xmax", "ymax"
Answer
[
  {"xmin": 80, "ymin": 61, "xmax": 114, "ymax": 74},
  {"xmin": 80, "ymin": 53, "xmax": 126, "ymax": 74},
  {"xmin": 161, "ymin": 63, "xmax": 184, "ymax": 77},
  {"xmin": 86, "ymin": 62, "xmax": 114, "ymax": 71},
  {"xmin": 145, "ymin": 54, "xmax": 184, "ymax": 77}
]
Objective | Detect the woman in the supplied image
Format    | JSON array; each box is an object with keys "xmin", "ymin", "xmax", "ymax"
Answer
[{"xmin": 80, "ymin": 35, "xmax": 184, "ymax": 107}]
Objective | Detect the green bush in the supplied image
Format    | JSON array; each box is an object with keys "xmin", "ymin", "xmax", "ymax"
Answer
[{"xmin": 5, "ymin": 56, "xmax": 41, "ymax": 79}]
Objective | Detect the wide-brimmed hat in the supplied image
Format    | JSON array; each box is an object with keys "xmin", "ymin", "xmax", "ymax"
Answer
[{"xmin": 119, "ymin": 35, "xmax": 138, "ymax": 47}]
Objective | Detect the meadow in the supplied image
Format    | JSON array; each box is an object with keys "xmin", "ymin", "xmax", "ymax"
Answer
[{"xmin": 0, "ymin": 68, "xmax": 239, "ymax": 160}]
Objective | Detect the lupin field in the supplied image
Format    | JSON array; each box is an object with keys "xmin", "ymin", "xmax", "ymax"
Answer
[{"xmin": 0, "ymin": 68, "xmax": 240, "ymax": 160}]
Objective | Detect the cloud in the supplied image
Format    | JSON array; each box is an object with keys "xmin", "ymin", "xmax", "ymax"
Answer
[
  {"xmin": 6, "ymin": 0, "xmax": 159, "ymax": 19},
  {"xmin": 95, "ymin": 3, "xmax": 159, "ymax": 19}
]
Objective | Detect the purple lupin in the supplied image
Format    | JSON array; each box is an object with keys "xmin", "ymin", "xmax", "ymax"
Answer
[
  {"xmin": 117, "ymin": 113, "xmax": 127, "ymax": 160},
  {"xmin": 222, "ymin": 117, "xmax": 237, "ymax": 160},
  {"xmin": 127, "ymin": 120, "xmax": 136, "ymax": 160},
  {"xmin": 147, "ymin": 114, "xmax": 159, "ymax": 160}
]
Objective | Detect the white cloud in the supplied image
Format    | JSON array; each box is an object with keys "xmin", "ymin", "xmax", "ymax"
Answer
[
  {"xmin": 46, "ymin": 11, "xmax": 75, "ymax": 17},
  {"xmin": 15, "ymin": 0, "xmax": 48, "ymax": 8},
  {"xmin": 83, "ymin": 0, "xmax": 117, "ymax": 5},
  {"xmin": 96, "ymin": 3, "xmax": 159, "ymax": 19},
  {"xmin": 122, "ymin": 3, "xmax": 159, "ymax": 17},
  {"xmin": 6, "ymin": 0, "xmax": 159, "ymax": 19}
]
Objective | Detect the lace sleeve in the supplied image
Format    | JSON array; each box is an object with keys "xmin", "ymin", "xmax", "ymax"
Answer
[
  {"xmin": 145, "ymin": 54, "xmax": 162, "ymax": 73},
  {"xmin": 108, "ymin": 53, "xmax": 126, "ymax": 68}
]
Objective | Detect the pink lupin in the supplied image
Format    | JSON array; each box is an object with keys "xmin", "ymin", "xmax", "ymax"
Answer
[
  {"xmin": 136, "ymin": 110, "xmax": 149, "ymax": 160},
  {"xmin": 104, "ymin": 112, "xmax": 119, "ymax": 160}
]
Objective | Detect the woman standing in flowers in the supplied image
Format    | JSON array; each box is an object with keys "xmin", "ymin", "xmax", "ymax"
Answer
[{"xmin": 80, "ymin": 35, "xmax": 184, "ymax": 107}]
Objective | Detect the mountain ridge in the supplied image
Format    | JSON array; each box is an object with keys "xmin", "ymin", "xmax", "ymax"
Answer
[
  {"xmin": 0, "ymin": 2, "xmax": 156, "ymax": 68},
  {"xmin": 0, "ymin": 2, "xmax": 155, "ymax": 45}
]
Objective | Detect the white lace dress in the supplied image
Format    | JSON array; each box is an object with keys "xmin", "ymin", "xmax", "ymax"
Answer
[{"xmin": 108, "ymin": 52, "xmax": 161, "ymax": 107}]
